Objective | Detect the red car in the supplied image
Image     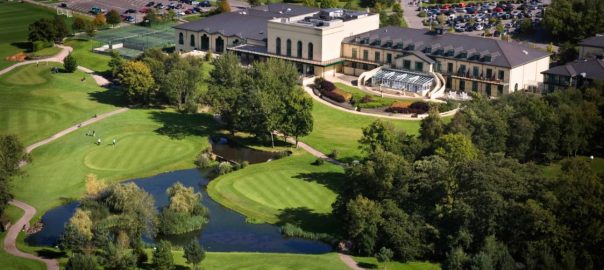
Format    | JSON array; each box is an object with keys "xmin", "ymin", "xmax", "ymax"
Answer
[
  {"xmin": 139, "ymin": 7, "xmax": 149, "ymax": 13},
  {"xmin": 494, "ymin": 7, "xmax": 503, "ymax": 12}
]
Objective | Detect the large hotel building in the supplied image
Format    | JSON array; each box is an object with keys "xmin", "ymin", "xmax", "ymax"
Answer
[{"xmin": 174, "ymin": 3, "xmax": 551, "ymax": 98}]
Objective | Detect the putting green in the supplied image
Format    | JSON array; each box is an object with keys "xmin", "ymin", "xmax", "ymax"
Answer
[
  {"xmin": 208, "ymin": 152, "xmax": 344, "ymax": 224},
  {"xmin": 13, "ymin": 109, "xmax": 218, "ymax": 220},
  {"xmin": 0, "ymin": 64, "xmax": 118, "ymax": 145}
]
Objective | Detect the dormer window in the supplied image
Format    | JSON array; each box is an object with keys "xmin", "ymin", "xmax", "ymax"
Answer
[
  {"xmin": 407, "ymin": 44, "xmax": 415, "ymax": 51},
  {"xmin": 459, "ymin": 52, "xmax": 467, "ymax": 59},
  {"xmin": 483, "ymin": 55, "xmax": 492, "ymax": 62},
  {"xmin": 424, "ymin": 47, "xmax": 432, "ymax": 54},
  {"xmin": 446, "ymin": 50, "xmax": 454, "ymax": 57}
]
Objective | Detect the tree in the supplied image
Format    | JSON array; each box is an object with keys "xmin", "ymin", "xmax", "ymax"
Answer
[
  {"xmin": 444, "ymin": 247, "xmax": 469, "ymax": 270},
  {"xmin": 106, "ymin": 9, "xmax": 121, "ymax": 26},
  {"xmin": 282, "ymin": 90, "xmax": 313, "ymax": 146},
  {"xmin": 375, "ymin": 247, "xmax": 394, "ymax": 270},
  {"xmin": 166, "ymin": 182, "xmax": 201, "ymax": 214},
  {"xmin": 94, "ymin": 13, "xmax": 107, "ymax": 27},
  {"xmin": 184, "ymin": 239, "xmax": 205, "ymax": 270},
  {"xmin": 63, "ymin": 53, "xmax": 78, "ymax": 73},
  {"xmin": 99, "ymin": 242, "xmax": 137, "ymax": 270},
  {"xmin": 84, "ymin": 173, "xmax": 106, "ymax": 198},
  {"xmin": 0, "ymin": 135, "xmax": 25, "ymax": 221},
  {"xmin": 345, "ymin": 195, "xmax": 383, "ymax": 255},
  {"xmin": 519, "ymin": 18, "xmax": 533, "ymax": 34},
  {"xmin": 205, "ymin": 53, "xmax": 246, "ymax": 133},
  {"xmin": 152, "ymin": 240, "xmax": 175, "ymax": 270},
  {"xmin": 419, "ymin": 107, "xmax": 444, "ymax": 143},
  {"xmin": 65, "ymin": 253, "xmax": 98, "ymax": 270},
  {"xmin": 108, "ymin": 51, "xmax": 124, "ymax": 77},
  {"xmin": 84, "ymin": 21, "xmax": 97, "ymax": 37},
  {"xmin": 144, "ymin": 8, "xmax": 161, "ymax": 25},
  {"xmin": 248, "ymin": 0, "xmax": 264, "ymax": 6},
  {"xmin": 28, "ymin": 18, "xmax": 57, "ymax": 42},
  {"xmin": 161, "ymin": 56, "xmax": 204, "ymax": 111},
  {"xmin": 72, "ymin": 17, "xmax": 88, "ymax": 32},
  {"xmin": 320, "ymin": 0, "xmax": 340, "ymax": 8},
  {"xmin": 543, "ymin": 0, "xmax": 604, "ymax": 42},
  {"xmin": 557, "ymin": 42, "xmax": 578, "ymax": 64},
  {"xmin": 118, "ymin": 61, "xmax": 156, "ymax": 104},
  {"xmin": 219, "ymin": 0, "xmax": 231, "ymax": 12},
  {"xmin": 434, "ymin": 133, "xmax": 478, "ymax": 167},
  {"xmin": 54, "ymin": 15, "xmax": 70, "ymax": 41}
]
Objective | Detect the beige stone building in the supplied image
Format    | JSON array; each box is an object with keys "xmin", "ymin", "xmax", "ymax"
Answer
[{"xmin": 174, "ymin": 4, "xmax": 551, "ymax": 97}]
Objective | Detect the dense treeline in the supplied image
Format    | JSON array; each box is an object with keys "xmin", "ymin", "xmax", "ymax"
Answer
[
  {"xmin": 115, "ymin": 49, "xmax": 207, "ymax": 112},
  {"xmin": 0, "ymin": 135, "xmax": 26, "ymax": 227},
  {"xmin": 204, "ymin": 53, "xmax": 313, "ymax": 146},
  {"xmin": 543, "ymin": 0, "xmax": 604, "ymax": 43},
  {"xmin": 335, "ymin": 88, "xmax": 604, "ymax": 269}
]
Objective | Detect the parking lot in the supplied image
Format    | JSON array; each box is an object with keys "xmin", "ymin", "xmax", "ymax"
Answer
[
  {"xmin": 404, "ymin": 0, "xmax": 549, "ymax": 39},
  {"xmin": 58, "ymin": 0, "xmax": 211, "ymax": 23}
]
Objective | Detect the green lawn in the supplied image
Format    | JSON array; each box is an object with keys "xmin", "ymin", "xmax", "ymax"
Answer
[
  {"xmin": 0, "ymin": 63, "xmax": 119, "ymax": 145},
  {"xmin": 63, "ymin": 39, "xmax": 111, "ymax": 73},
  {"xmin": 208, "ymin": 151, "xmax": 345, "ymax": 230},
  {"xmin": 0, "ymin": 2, "xmax": 72, "ymax": 70},
  {"xmin": 12, "ymin": 109, "xmax": 219, "ymax": 220},
  {"xmin": 29, "ymin": 46, "xmax": 61, "ymax": 58},
  {"xmin": 542, "ymin": 156, "xmax": 604, "ymax": 178},
  {"xmin": 0, "ymin": 234, "xmax": 46, "ymax": 270},
  {"xmin": 336, "ymin": 82, "xmax": 425, "ymax": 108},
  {"xmin": 353, "ymin": 257, "xmax": 441, "ymax": 270},
  {"xmin": 301, "ymin": 98, "xmax": 423, "ymax": 161},
  {"xmin": 174, "ymin": 251, "xmax": 350, "ymax": 270}
]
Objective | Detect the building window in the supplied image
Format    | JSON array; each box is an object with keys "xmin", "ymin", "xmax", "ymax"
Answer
[
  {"xmin": 352, "ymin": 48, "xmax": 357, "ymax": 59},
  {"xmin": 472, "ymin": 81, "xmax": 478, "ymax": 91},
  {"xmin": 178, "ymin": 33, "xmax": 184, "ymax": 45},
  {"xmin": 363, "ymin": 50, "xmax": 369, "ymax": 60},
  {"xmin": 215, "ymin": 36, "xmax": 224, "ymax": 53},
  {"xmin": 486, "ymin": 84, "xmax": 492, "ymax": 96},
  {"xmin": 497, "ymin": 85, "xmax": 504, "ymax": 95},
  {"xmin": 363, "ymin": 63, "xmax": 369, "ymax": 70},
  {"xmin": 473, "ymin": 66, "xmax": 479, "ymax": 77},
  {"xmin": 190, "ymin": 34, "xmax": 195, "ymax": 47},
  {"xmin": 447, "ymin": 62, "xmax": 453, "ymax": 73},
  {"xmin": 498, "ymin": 70, "xmax": 505, "ymax": 80},
  {"xmin": 308, "ymin": 42, "xmax": 314, "ymax": 59},
  {"xmin": 415, "ymin": 62, "xmax": 423, "ymax": 72},
  {"xmin": 386, "ymin": 53, "xmax": 392, "ymax": 64},
  {"xmin": 374, "ymin": 52, "xmax": 380, "ymax": 62},
  {"xmin": 276, "ymin": 37, "xmax": 281, "ymax": 55},
  {"xmin": 486, "ymin": 68, "xmax": 493, "ymax": 79},
  {"xmin": 403, "ymin": 60, "xmax": 411, "ymax": 70},
  {"xmin": 459, "ymin": 79, "xmax": 465, "ymax": 91},
  {"xmin": 515, "ymin": 83, "xmax": 518, "ymax": 91},
  {"xmin": 459, "ymin": 64, "xmax": 466, "ymax": 75},
  {"xmin": 286, "ymin": 39, "xmax": 292, "ymax": 57},
  {"xmin": 297, "ymin": 41, "xmax": 302, "ymax": 58},
  {"xmin": 201, "ymin": 34, "xmax": 209, "ymax": 50}
]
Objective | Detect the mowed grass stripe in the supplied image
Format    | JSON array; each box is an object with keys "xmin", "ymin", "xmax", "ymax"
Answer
[{"xmin": 208, "ymin": 152, "xmax": 344, "ymax": 224}]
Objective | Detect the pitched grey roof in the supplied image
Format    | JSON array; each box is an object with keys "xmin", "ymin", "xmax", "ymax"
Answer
[
  {"xmin": 343, "ymin": 26, "xmax": 550, "ymax": 68},
  {"xmin": 173, "ymin": 4, "xmax": 319, "ymax": 41},
  {"xmin": 542, "ymin": 58, "xmax": 604, "ymax": 81},
  {"xmin": 579, "ymin": 35, "xmax": 604, "ymax": 48}
]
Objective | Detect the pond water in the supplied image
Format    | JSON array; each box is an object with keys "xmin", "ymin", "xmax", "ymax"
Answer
[
  {"xmin": 210, "ymin": 136, "xmax": 283, "ymax": 164},
  {"xmin": 26, "ymin": 169, "xmax": 332, "ymax": 254}
]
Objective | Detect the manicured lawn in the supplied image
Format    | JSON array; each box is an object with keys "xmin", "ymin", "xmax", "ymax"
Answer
[
  {"xmin": 542, "ymin": 156, "xmax": 604, "ymax": 178},
  {"xmin": 29, "ymin": 46, "xmax": 61, "ymax": 58},
  {"xmin": 0, "ymin": 2, "xmax": 72, "ymax": 70},
  {"xmin": 301, "ymin": 98, "xmax": 423, "ymax": 161},
  {"xmin": 0, "ymin": 63, "xmax": 119, "ymax": 145},
  {"xmin": 336, "ymin": 82, "xmax": 424, "ymax": 108},
  {"xmin": 12, "ymin": 109, "xmax": 219, "ymax": 220},
  {"xmin": 208, "ymin": 151, "xmax": 345, "ymax": 230},
  {"xmin": 63, "ymin": 39, "xmax": 111, "ymax": 73},
  {"xmin": 353, "ymin": 257, "xmax": 441, "ymax": 270},
  {"xmin": 172, "ymin": 251, "xmax": 351, "ymax": 270}
]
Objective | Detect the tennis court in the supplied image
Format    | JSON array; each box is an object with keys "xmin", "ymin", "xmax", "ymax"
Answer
[{"xmin": 89, "ymin": 24, "xmax": 175, "ymax": 58}]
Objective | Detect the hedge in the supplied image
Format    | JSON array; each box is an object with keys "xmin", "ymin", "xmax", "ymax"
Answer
[
  {"xmin": 323, "ymin": 88, "xmax": 352, "ymax": 102},
  {"xmin": 386, "ymin": 100, "xmax": 426, "ymax": 114}
]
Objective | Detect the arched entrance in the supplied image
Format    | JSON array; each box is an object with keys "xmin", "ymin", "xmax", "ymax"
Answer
[
  {"xmin": 201, "ymin": 34, "xmax": 209, "ymax": 51},
  {"xmin": 215, "ymin": 36, "xmax": 224, "ymax": 53}
]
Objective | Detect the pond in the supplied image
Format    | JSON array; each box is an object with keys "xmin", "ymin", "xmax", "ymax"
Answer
[
  {"xmin": 26, "ymin": 169, "xmax": 332, "ymax": 254},
  {"xmin": 210, "ymin": 136, "xmax": 284, "ymax": 165}
]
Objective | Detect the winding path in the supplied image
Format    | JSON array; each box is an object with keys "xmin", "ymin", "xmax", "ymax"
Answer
[{"xmin": 2, "ymin": 47, "xmax": 126, "ymax": 270}]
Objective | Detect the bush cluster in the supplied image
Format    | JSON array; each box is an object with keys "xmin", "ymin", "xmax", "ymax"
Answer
[
  {"xmin": 32, "ymin": 40, "xmax": 52, "ymax": 52},
  {"xmin": 280, "ymin": 223, "xmax": 338, "ymax": 245},
  {"xmin": 314, "ymin": 77, "xmax": 352, "ymax": 102},
  {"xmin": 218, "ymin": 162, "xmax": 233, "ymax": 175},
  {"xmin": 386, "ymin": 101, "xmax": 432, "ymax": 114}
]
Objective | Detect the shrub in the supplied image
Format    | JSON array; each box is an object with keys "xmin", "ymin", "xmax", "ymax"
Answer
[
  {"xmin": 241, "ymin": 161, "xmax": 249, "ymax": 168},
  {"xmin": 386, "ymin": 100, "xmax": 428, "ymax": 114},
  {"xmin": 32, "ymin": 40, "xmax": 52, "ymax": 52},
  {"xmin": 314, "ymin": 77, "xmax": 325, "ymax": 86},
  {"xmin": 323, "ymin": 88, "xmax": 352, "ymax": 102},
  {"xmin": 218, "ymin": 162, "xmax": 233, "ymax": 175},
  {"xmin": 418, "ymin": 11, "xmax": 427, "ymax": 17},
  {"xmin": 158, "ymin": 208, "xmax": 208, "ymax": 235},
  {"xmin": 280, "ymin": 223, "xmax": 338, "ymax": 245},
  {"xmin": 328, "ymin": 149, "xmax": 339, "ymax": 159},
  {"xmin": 196, "ymin": 153, "xmax": 212, "ymax": 168},
  {"xmin": 312, "ymin": 158, "xmax": 325, "ymax": 166},
  {"xmin": 274, "ymin": 151, "xmax": 290, "ymax": 160},
  {"xmin": 63, "ymin": 53, "xmax": 77, "ymax": 73},
  {"xmin": 320, "ymin": 80, "xmax": 336, "ymax": 92},
  {"xmin": 360, "ymin": 95, "xmax": 374, "ymax": 103},
  {"xmin": 409, "ymin": 101, "xmax": 430, "ymax": 113},
  {"xmin": 232, "ymin": 163, "xmax": 241, "ymax": 171}
]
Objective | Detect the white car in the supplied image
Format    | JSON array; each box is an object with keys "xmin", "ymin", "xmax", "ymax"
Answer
[{"xmin": 475, "ymin": 24, "xmax": 484, "ymax": 31}]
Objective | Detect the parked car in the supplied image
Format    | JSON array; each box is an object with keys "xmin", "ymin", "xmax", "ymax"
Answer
[
  {"xmin": 146, "ymin": 2, "xmax": 155, "ymax": 7},
  {"xmin": 124, "ymin": 8, "xmax": 136, "ymax": 14},
  {"xmin": 199, "ymin": 0, "xmax": 211, "ymax": 7},
  {"xmin": 125, "ymin": 16, "xmax": 135, "ymax": 23},
  {"xmin": 475, "ymin": 23, "xmax": 484, "ymax": 31}
]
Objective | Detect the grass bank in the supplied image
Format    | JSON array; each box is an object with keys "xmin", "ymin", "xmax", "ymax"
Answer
[
  {"xmin": 63, "ymin": 39, "xmax": 111, "ymax": 73},
  {"xmin": 353, "ymin": 256, "xmax": 441, "ymax": 270},
  {"xmin": 208, "ymin": 151, "xmax": 345, "ymax": 233}
]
